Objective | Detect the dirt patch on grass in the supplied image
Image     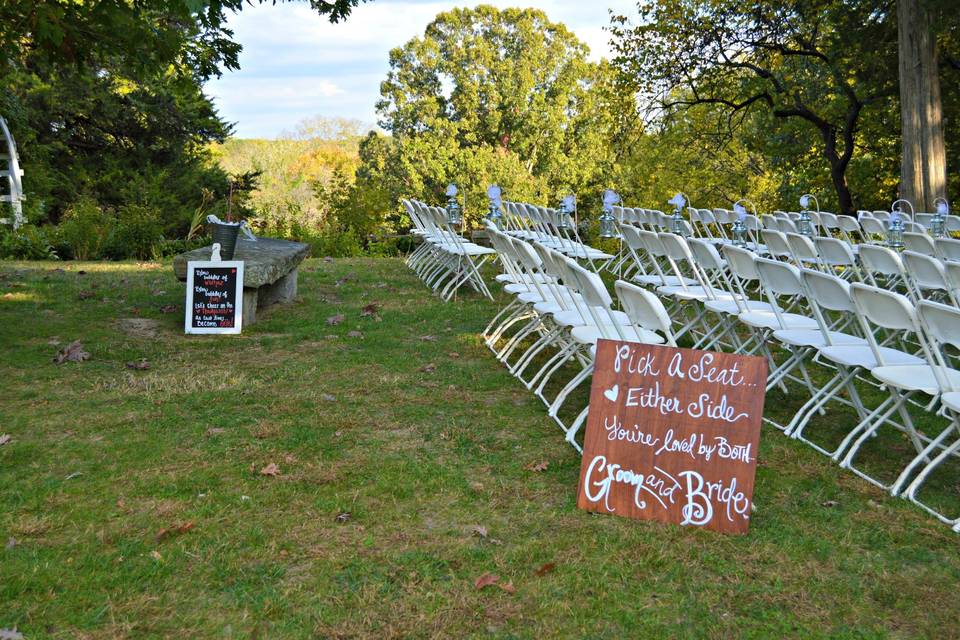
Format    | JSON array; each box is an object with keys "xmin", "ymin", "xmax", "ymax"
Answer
[{"xmin": 116, "ymin": 318, "xmax": 161, "ymax": 339}]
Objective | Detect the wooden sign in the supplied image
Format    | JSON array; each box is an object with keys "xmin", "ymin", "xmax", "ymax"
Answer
[
  {"xmin": 184, "ymin": 261, "xmax": 244, "ymax": 334},
  {"xmin": 577, "ymin": 340, "xmax": 767, "ymax": 535}
]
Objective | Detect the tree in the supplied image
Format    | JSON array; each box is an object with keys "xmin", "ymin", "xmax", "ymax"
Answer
[
  {"xmin": 898, "ymin": 0, "xmax": 947, "ymax": 212},
  {"xmin": 375, "ymin": 5, "xmax": 617, "ymax": 224},
  {"xmin": 611, "ymin": 0, "xmax": 899, "ymax": 214}
]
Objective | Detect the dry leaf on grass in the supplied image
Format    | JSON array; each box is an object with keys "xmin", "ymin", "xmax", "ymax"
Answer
[
  {"xmin": 373, "ymin": 282, "xmax": 388, "ymax": 288},
  {"xmin": 472, "ymin": 525, "xmax": 488, "ymax": 539},
  {"xmin": 0, "ymin": 434, "xmax": 10, "ymax": 446},
  {"xmin": 346, "ymin": 330, "xmax": 364, "ymax": 338},
  {"xmin": 5, "ymin": 537, "xmax": 16, "ymax": 550},
  {"xmin": 0, "ymin": 628, "xmax": 24, "ymax": 640},
  {"xmin": 155, "ymin": 521, "xmax": 195, "ymax": 543},
  {"xmin": 259, "ymin": 463, "xmax": 280, "ymax": 477},
  {"xmin": 159, "ymin": 304, "xmax": 178, "ymax": 314},
  {"xmin": 360, "ymin": 302, "xmax": 381, "ymax": 317},
  {"xmin": 125, "ymin": 359, "xmax": 150, "ymax": 370},
  {"xmin": 53, "ymin": 340, "xmax": 89, "ymax": 364},
  {"xmin": 498, "ymin": 582, "xmax": 516, "ymax": 594},
  {"xmin": 821, "ymin": 500, "xmax": 839, "ymax": 508},
  {"xmin": 525, "ymin": 460, "xmax": 549, "ymax": 472},
  {"xmin": 419, "ymin": 335, "xmax": 437, "ymax": 342},
  {"xmin": 150, "ymin": 550, "xmax": 163, "ymax": 561},
  {"xmin": 534, "ymin": 562, "xmax": 556, "ymax": 577},
  {"xmin": 334, "ymin": 430, "xmax": 343, "ymax": 437},
  {"xmin": 420, "ymin": 363, "xmax": 436, "ymax": 373},
  {"xmin": 323, "ymin": 256, "xmax": 334, "ymax": 263},
  {"xmin": 205, "ymin": 428, "xmax": 226, "ymax": 437},
  {"xmin": 77, "ymin": 290, "xmax": 95, "ymax": 300},
  {"xmin": 334, "ymin": 511, "xmax": 351, "ymax": 523},
  {"xmin": 474, "ymin": 573, "xmax": 500, "ymax": 589},
  {"xmin": 322, "ymin": 393, "xmax": 337, "ymax": 402},
  {"xmin": 326, "ymin": 314, "xmax": 345, "ymax": 326}
]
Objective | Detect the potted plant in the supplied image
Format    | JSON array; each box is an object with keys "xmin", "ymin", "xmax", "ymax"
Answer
[{"xmin": 208, "ymin": 178, "xmax": 242, "ymax": 259}]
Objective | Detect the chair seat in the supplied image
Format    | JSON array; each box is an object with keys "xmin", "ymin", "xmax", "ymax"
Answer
[
  {"xmin": 738, "ymin": 310, "xmax": 818, "ymax": 330},
  {"xmin": 818, "ymin": 345, "xmax": 924, "ymax": 369},
  {"xmin": 704, "ymin": 299, "xmax": 776, "ymax": 315},
  {"xmin": 939, "ymin": 391, "xmax": 960, "ymax": 412},
  {"xmin": 870, "ymin": 365, "xmax": 960, "ymax": 395},
  {"xmin": 633, "ymin": 274, "xmax": 699, "ymax": 287},
  {"xmin": 656, "ymin": 285, "xmax": 733, "ymax": 301},
  {"xmin": 570, "ymin": 324, "xmax": 664, "ymax": 346},
  {"xmin": 771, "ymin": 330, "xmax": 867, "ymax": 348},
  {"xmin": 552, "ymin": 308, "xmax": 630, "ymax": 328},
  {"xmin": 496, "ymin": 273, "xmax": 554, "ymax": 284},
  {"xmin": 532, "ymin": 296, "xmax": 586, "ymax": 315}
]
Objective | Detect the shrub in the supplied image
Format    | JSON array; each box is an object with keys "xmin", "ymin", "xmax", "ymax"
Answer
[
  {"xmin": 57, "ymin": 197, "xmax": 114, "ymax": 260},
  {"xmin": 300, "ymin": 222, "xmax": 363, "ymax": 258},
  {"xmin": 106, "ymin": 204, "xmax": 164, "ymax": 260},
  {"xmin": 0, "ymin": 225, "xmax": 59, "ymax": 260}
]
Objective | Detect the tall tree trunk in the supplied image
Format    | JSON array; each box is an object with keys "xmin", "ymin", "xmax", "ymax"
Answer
[{"xmin": 898, "ymin": 0, "xmax": 947, "ymax": 212}]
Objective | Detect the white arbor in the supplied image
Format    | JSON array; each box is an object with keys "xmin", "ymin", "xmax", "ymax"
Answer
[{"xmin": 0, "ymin": 117, "xmax": 24, "ymax": 229}]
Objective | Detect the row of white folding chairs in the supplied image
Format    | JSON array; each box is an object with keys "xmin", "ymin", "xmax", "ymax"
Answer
[
  {"xmin": 499, "ymin": 201, "xmax": 614, "ymax": 266},
  {"xmin": 482, "ymin": 222, "xmax": 676, "ymax": 451},
  {"xmin": 401, "ymin": 198, "xmax": 495, "ymax": 301},
  {"xmin": 623, "ymin": 232, "xmax": 960, "ymax": 531}
]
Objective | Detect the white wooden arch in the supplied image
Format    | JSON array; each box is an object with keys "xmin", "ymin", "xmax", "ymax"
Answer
[{"xmin": 0, "ymin": 117, "xmax": 25, "ymax": 229}]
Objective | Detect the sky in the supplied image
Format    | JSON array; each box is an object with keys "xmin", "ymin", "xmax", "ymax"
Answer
[{"xmin": 204, "ymin": 1, "xmax": 639, "ymax": 139}]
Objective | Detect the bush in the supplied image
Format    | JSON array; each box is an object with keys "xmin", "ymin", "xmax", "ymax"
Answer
[
  {"xmin": 105, "ymin": 204, "xmax": 163, "ymax": 260},
  {"xmin": 0, "ymin": 225, "xmax": 59, "ymax": 260},
  {"xmin": 57, "ymin": 197, "xmax": 114, "ymax": 260},
  {"xmin": 299, "ymin": 222, "xmax": 363, "ymax": 258}
]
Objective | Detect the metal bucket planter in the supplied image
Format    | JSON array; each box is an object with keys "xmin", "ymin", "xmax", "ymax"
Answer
[{"xmin": 210, "ymin": 221, "xmax": 241, "ymax": 259}]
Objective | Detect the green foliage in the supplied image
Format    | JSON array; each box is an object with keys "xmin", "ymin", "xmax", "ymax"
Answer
[
  {"xmin": 107, "ymin": 205, "xmax": 165, "ymax": 261},
  {"xmin": 56, "ymin": 197, "xmax": 113, "ymax": 261},
  {"xmin": 0, "ymin": 225, "xmax": 59, "ymax": 260}
]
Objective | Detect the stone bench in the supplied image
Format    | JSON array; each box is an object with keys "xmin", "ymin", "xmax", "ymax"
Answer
[{"xmin": 173, "ymin": 237, "xmax": 310, "ymax": 327}]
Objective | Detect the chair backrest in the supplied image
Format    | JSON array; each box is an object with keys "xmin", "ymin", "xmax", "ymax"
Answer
[
  {"xmin": 802, "ymin": 269, "xmax": 856, "ymax": 312},
  {"xmin": 858, "ymin": 244, "xmax": 905, "ymax": 278},
  {"xmin": 918, "ymin": 300, "xmax": 960, "ymax": 351},
  {"xmin": 721, "ymin": 244, "xmax": 760, "ymax": 281},
  {"xmin": 761, "ymin": 229, "xmax": 793, "ymax": 260},
  {"xmin": 784, "ymin": 232, "xmax": 819, "ymax": 264},
  {"xmin": 860, "ymin": 216, "xmax": 888, "ymax": 237},
  {"xmin": 813, "ymin": 236, "xmax": 857, "ymax": 268},
  {"xmin": 935, "ymin": 237, "xmax": 960, "ymax": 262},
  {"xmin": 755, "ymin": 256, "xmax": 805, "ymax": 296},
  {"xmin": 902, "ymin": 250, "xmax": 955, "ymax": 305},
  {"xmin": 903, "ymin": 232, "xmax": 937, "ymax": 256},
  {"xmin": 615, "ymin": 280, "xmax": 678, "ymax": 346},
  {"xmin": 850, "ymin": 283, "xmax": 916, "ymax": 331},
  {"xmin": 818, "ymin": 212, "xmax": 840, "ymax": 230}
]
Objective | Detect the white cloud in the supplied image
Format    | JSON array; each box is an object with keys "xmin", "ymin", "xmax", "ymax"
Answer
[{"xmin": 206, "ymin": 1, "xmax": 640, "ymax": 138}]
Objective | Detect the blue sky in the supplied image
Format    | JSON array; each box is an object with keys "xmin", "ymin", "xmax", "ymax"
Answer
[{"xmin": 204, "ymin": 1, "xmax": 639, "ymax": 139}]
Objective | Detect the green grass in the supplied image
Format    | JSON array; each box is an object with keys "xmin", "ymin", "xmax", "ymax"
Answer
[{"xmin": 1, "ymin": 257, "xmax": 959, "ymax": 639}]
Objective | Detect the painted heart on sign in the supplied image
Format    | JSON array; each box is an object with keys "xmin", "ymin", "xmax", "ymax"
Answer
[{"xmin": 603, "ymin": 384, "xmax": 619, "ymax": 403}]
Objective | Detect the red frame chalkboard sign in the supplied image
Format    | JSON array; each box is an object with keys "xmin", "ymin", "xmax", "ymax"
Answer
[
  {"xmin": 577, "ymin": 340, "xmax": 767, "ymax": 535},
  {"xmin": 184, "ymin": 260, "xmax": 244, "ymax": 334}
]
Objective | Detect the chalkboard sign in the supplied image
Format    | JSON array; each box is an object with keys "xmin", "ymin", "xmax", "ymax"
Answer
[
  {"xmin": 184, "ymin": 261, "xmax": 244, "ymax": 334},
  {"xmin": 577, "ymin": 340, "xmax": 767, "ymax": 535}
]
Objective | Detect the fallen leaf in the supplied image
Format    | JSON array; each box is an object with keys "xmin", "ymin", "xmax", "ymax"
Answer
[
  {"xmin": 419, "ymin": 335, "xmax": 437, "ymax": 342},
  {"xmin": 322, "ymin": 393, "xmax": 337, "ymax": 402},
  {"xmin": 155, "ymin": 521, "xmax": 195, "ymax": 543},
  {"xmin": 159, "ymin": 304, "xmax": 178, "ymax": 314},
  {"xmin": 360, "ymin": 302, "xmax": 381, "ymax": 317},
  {"xmin": 78, "ymin": 290, "xmax": 95, "ymax": 300},
  {"xmin": 334, "ymin": 511, "xmax": 351, "ymax": 523},
  {"xmin": 324, "ymin": 334, "xmax": 339, "ymax": 340},
  {"xmin": 5, "ymin": 537, "xmax": 16, "ymax": 550},
  {"xmin": 469, "ymin": 481, "xmax": 484, "ymax": 492},
  {"xmin": 77, "ymin": 270, "xmax": 87, "ymax": 275},
  {"xmin": 498, "ymin": 582, "xmax": 516, "ymax": 594},
  {"xmin": 0, "ymin": 628, "xmax": 24, "ymax": 640},
  {"xmin": 474, "ymin": 573, "xmax": 500, "ymax": 590},
  {"xmin": 53, "ymin": 340, "xmax": 90, "ymax": 364},
  {"xmin": 472, "ymin": 525, "xmax": 488, "ymax": 539},
  {"xmin": 125, "ymin": 359, "xmax": 150, "ymax": 370},
  {"xmin": 150, "ymin": 550, "xmax": 163, "ymax": 561},
  {"xmin": 259, "ymin": 463, "xmax": 280, "ymax": 477},
  {"xmin": 821, "ymin": 500, "xmax": 839, "ymax": 508},
  {"xmin": 47, "ymin": 337, "xmax": 61, "ymax": 346},
  {"xmin": 151, "ymin": 289, "xmax": 166, "ymax": 296},
  {"xmin": 65, "ymin": 471, "xmax": 83, "ymax": 480},
  {"xmin": 525, "ymin": 461, "xmax": 549, "ymax": 472},
  {"xmin": 448, "ymin": 352, "xmax": 461, "ymax": 358},
  {"xmin": 326, "ymin": 313, "xmax": 345, "ymax": 326},
  {"xmin": 534, "ymin": 562, "xmax": 556, "ymax": 577},
  {"xmin": 205, "ymin": 427, "xmax": 226, "ymax": 437},
  {"xmin": 323, "ymin": 256, "xmax": 334, "ymax": 263},
  {"xmin": 420, "ymin": 363, "xmax": 436, "ymax": 373},
  {"xmin": 334, "ymin": 430, "xmax": 343, "ymax": 437},
  {"xmin": 334, "ymin": 276, "xmax": 351, "ymax": 287},
  {"xmin": 116, "ymin": 498, "xmax": 126, "ymax": 509},
  {"xmin": 0, "ymin": 434, "xmax": 10, "ymax": 446},
  {"xmin": 373, "ymin": 282, "xmax": 388, "ymax": 288}
]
